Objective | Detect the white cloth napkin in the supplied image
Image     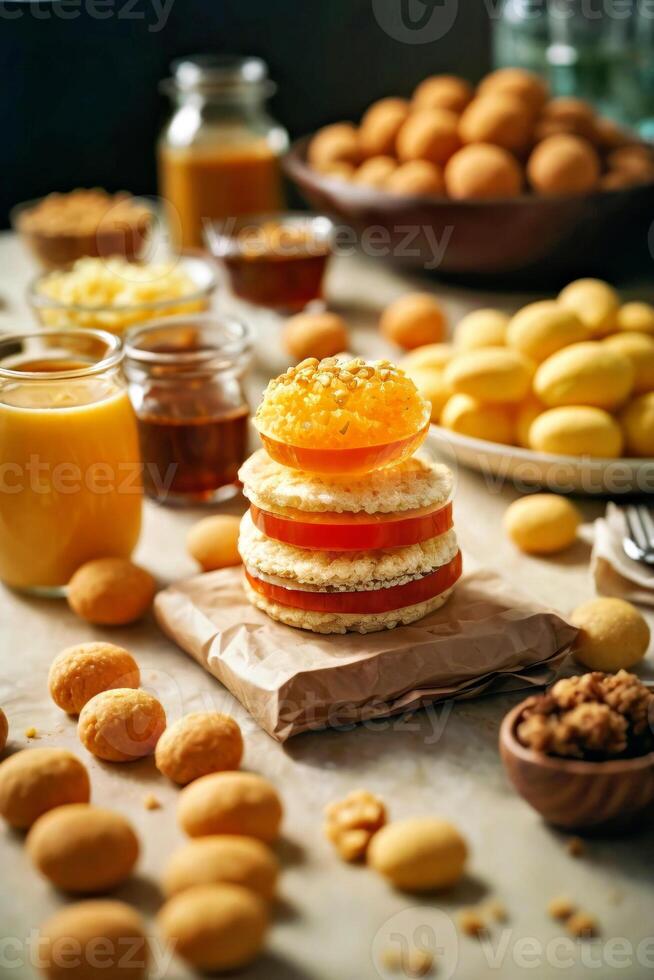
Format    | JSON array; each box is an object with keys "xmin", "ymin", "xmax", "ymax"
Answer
[{"xmin": 586, "ymin": 503, "xmax": 654, "ymax": 607}]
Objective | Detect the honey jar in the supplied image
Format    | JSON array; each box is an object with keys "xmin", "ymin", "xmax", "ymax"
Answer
[{"xmin": 158, "ymin": 55, "xmax": 288, "ymax": 250}]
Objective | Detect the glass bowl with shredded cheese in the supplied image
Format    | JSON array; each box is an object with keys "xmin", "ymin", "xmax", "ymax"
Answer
[
  {"xmin": 28, "ymin": 255, "xmax": 216, "ymax": 335},
  {"xmin": 254, "ymin": 356, "xmax": 431, "ymax": 474}
]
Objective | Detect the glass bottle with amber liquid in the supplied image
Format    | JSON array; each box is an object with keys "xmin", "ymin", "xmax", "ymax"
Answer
[{"xmin": 158, "ymin": 55, "xmax": 289, "ymax": 250}]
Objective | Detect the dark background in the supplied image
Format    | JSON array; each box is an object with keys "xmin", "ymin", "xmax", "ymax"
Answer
[{"xmin": 1, "ymin": 0, "xmax": 491, "ymax": 226}]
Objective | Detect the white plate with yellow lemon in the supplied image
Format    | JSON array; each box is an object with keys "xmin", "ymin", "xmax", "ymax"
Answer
[{"xmin": 400, "ymin": 279, "xmax": 654, "ymax": 497}]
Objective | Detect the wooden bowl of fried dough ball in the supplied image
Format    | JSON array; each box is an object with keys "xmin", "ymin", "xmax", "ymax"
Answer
[{"xmin": 284, "ymin": 68, "xmax": 654, "ymax": 283}]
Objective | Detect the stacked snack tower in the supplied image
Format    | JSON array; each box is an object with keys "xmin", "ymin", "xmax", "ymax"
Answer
[{"xmin": 238, "ymin": 356, "xmax": 462, "ymax": 634}]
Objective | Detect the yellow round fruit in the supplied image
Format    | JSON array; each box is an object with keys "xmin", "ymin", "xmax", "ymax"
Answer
[
  {"xmin": 454, "ymin": 309, "xmax": 510, "ymax": 350},
  {"xmin": 187, "ymin": 516, "xmax": 242, "ymax": 572},
  {"xmin": 506, "ymin": 300, "xmax": 590, "ymax": 363},
  {"xmin": 515, "ymin": 394, "xmax": 545, "ymax": 448},
  {"xmin": 404, "ymin": 367, "xmax": 451, "ymax": 421},
  {"xmin": 399, "ymin": 343, "xmax": 454, "ymax": 373},
  {"xmin": 534, "ymin": 342, "xmax": 634, "ymax": 409},
  {"xmin": 558, "ymin": 279, "xmax": 619, "ymax": 337},
  {"xmin": 380, "ymin": 293, "xmax": 447, "ymax": 350},
  {"xmin": 444, "ymin": 347, "xmax": 534, "ymax": 404},
  {"xmin": 440, "ymin": 393, "xmax": 515, "ymax": 444},
  {"xmin": 570, "ymin": 597, "xmax": 650, "ymax": 671},
  {"xmin": 617, "ymin": 301, "xmax": 654, "ymax": 336},
  {"xmin": 604, "ymin": 332, "xmax": 654, "ymax": 393},
  {"xmin": 620, "ymin": 392, "xmax": 654, "ymax": 457},
  {"xmin": 503, "ymin": 494, "xmax": 582, "ymax": 554},
  {"xmin": 367, "ymin": 817, "xmax": 467, "ymax": 892},
  {"xmin": 529, "ymin": 406, "xmax": 623, "ymax": 458}
]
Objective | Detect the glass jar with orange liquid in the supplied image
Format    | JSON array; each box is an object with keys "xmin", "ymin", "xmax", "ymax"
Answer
[
  {"xmin": 0, "ymin": 329, "xmax": 142, "ymax": 595},
  {"xmin": 158, "ymin": 56, "xmax": 288, "ymax": 250}
]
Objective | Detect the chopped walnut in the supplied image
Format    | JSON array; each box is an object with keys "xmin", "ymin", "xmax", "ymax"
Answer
[
  {"xmin": 517, "ymin": 671, "xmax": 654, "ymax": 761},
  {"xmin": 548, "ymin": 896, "xmax": 576, "ymax": 921},
  {"xmin": 566, "ymin": 836, "xmax": 585, "ymax": 858},
  {"xmin": 407, "ymin": 950, "xmax": 434, "ymax": 977},
  {"xmin": 566, "ymin": 912, "xmax": 598, "ymax": 938},
  {"xmin": 457, "ymin": 909, "xmax": 487, "ymax": 937},
  {"xmin": 324, "ymin": 789, "xmax": 386, "ymax": 862}
]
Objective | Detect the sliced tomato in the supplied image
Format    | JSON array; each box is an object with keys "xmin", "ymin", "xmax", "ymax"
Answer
[
  {"xmin": 249, "ymin": 502, "xmax": 453, "ymax": 551},
  {"xmin": 245, "ymin": 551, "xmax": 462, "ymax": 614},
  {"xmin": 258, "ymin": 424, "xmax": 429, "ymax": 475}
]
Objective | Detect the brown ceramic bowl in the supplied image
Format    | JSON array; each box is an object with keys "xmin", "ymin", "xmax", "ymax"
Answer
[
  {"xmin": 499, "ymin": 697, "xmax": 654, "ymax": 834},
  {"xmin": 284, "ymin": 136, "xmax": 654, "ymax": 286}
]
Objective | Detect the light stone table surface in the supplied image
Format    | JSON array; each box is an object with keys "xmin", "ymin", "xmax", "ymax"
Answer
[{"xmin": 1, "ymin": 231, "xmax": 654, "ymax": 980}]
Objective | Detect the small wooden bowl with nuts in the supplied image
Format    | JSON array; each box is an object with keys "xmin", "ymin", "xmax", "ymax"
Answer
[{"xmin": 499, "ymin": 678, "xmax": 654, "ymax": 834}]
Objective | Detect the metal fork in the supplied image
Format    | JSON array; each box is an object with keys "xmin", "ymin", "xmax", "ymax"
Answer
[{"xmin": 623, "ymin": 505, "xmax": 654, "ymax": 565}]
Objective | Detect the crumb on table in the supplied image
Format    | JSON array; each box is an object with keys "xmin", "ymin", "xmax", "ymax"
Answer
[
  {"xmin": 457, "ymin": 908, "xmax": 487, "ymax": 937},
  {"xmin": 548, "ymin": 896, "xmax": 576, "ymax": 921},
  {"xmin": 566, "ymin": 836, "xmax": 585, "ymax": 858},
  {"xmin": 566, "ymin": 911, "xmax": 598, "ymax": 938},
  {"xmin": 143, "ymin": 793, "xmax": 162, "ymax": 811},
  {"xmin": 24, "ymin": 727, "xmax": 38, "ymax": 739}
]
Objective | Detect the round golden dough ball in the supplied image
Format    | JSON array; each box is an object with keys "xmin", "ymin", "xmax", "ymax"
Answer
[
  {"xmin": 606, "ymin": 145, "xmax": 654, "ymax": 184},
  {"xmin": 538, "ymin": 97, "xmax": 596, "ymax": 141},
  {"xmin": 318, "ymin": 161, "xmax": 355, "ymax": 181},
  {"xmin": 178, "ymin": 771, "xmax": 283, "ymax": 842},
  {"xmin": 515, "ymin": 394, "xmax": 545, "ymax": 448},
  {"xmin": 604, "ymin": 332, "xmax": 654, "ymax": 394},
  {"xmin": 478, "ymin": 67, "xmax": 549, "ymax": 114},
  {"xmin": 399, "ymin": 343, "xmax": 454, "ymax": 372},
  {"xmin": 529, "ymin": 406, "xmax": 623, "ymax": 458},
  {"xmin": 186, "ymin": 515, "xmax": 243, "ymax": 572},
  {"xmin": 506, "ymin": 300, "xmax": 590, "ymax": 363},
  {"xmin": 0, "ymin": 748, "xmax": 90, "ymax": 830},
  {"xmin": 534, "ymin": 342, "xmax": 634, "ymax": 410},
  {"xmin": 39, "ymin": 900, "xmax": 148, "ymax": 980},
  {"xmin": 308, "ymin": 123, "xmax": 360, "ymax": 169},
  {"xmin": 352, "ymin": 155, "xmax": 397, "ymax": 189},
  {"xmin": 458, "ymin": 95, "xmax": 533, "ymax": 154},
  {"xmin": 78, "ymin": 689, "xmax": 166, "ymax": 763},
  {"xmin": 444, "ymin": 347, "xmax": 534, "ymax": 404},
  {"xmin": 558, "ymin": 278, "xmax": 620, "ymax": 337},
  {"xmin": 571, "ymin": 597, "xmax": 650, "ymax": 671},
  {"xmin": 155, "ymin": 712, "xmax": 243, "ymax": 786},
  {"xmin": 67, "ymin": 558, "xmax": 156, "ymax": 626},
  {"xmin": 385, "ymin": 160, "xmax": 445, "ymax": 196},
  {"xmin": 440, "ymin": 393, "xmax": 515, "ymax": 444},
  {"xmin": 367, "ymin": 817, "xmax": 467, "ymax": 892},
  {"xmin": 0, "ymin": 708, "xmax": 7, "ymax": 754},
  {"xmin": 162, "ymin": 836, "xmax": 279, "ymax": 900},
  {"xmin": 403, "ymin": 367, "xmax": 451, "ymax": 421},
  {"xmin": 527, "ymin": 134, "xmax": 600, "ymax": 195},
  {"xmin": 396, "ymin": 108, "xmax": 461, "ymax": 166},
  {"xmin": 27, "ymin": 804, "xmax": 139, "ymax": 893},
  {"xmin": 620, "ymin": 392, "xmax": 654, "ymax": 457},
  {"xmin": 504, "ymin": 494, "xmax": 582, "ymax": 555},
  {"xmin": 380, "ymin": 293, "xmax": 447, "ymax": 350},
  {"xmin": 444, "ymin": 143, "xmax": 523, "ymax": 199},
  {"xmin": 48, "ymin": 643, "xmax": 140, "ymax": 715},
  {"xmin": 282, "ymin": 311, "xmax": 349, "ymax": 363},
  {"xmin": 413, "ymin": 75, "xmax": 473, "ymax": 114},
  {"xmin": 455, "ymin": 309, "xmax": 510, "ymax": 350},
  {"xmin": 359, "ymin": 98, "xmax": 409, "ymax": 157},
  {"xmin": 617, "ymin": 302, "xmax": 654, "ymax": 336},
  {"xmin": 594, "ymin": 116, "xmax": 632, "ymax": 151},
  {"xmin": 158, "ymin": 883, "xmax": 268, "ymax": 972}
]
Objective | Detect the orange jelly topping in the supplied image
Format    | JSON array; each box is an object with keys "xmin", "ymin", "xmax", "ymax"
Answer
[{"xmin": 254, "ymin": 357, "xmax": 430, "ymax": 454}]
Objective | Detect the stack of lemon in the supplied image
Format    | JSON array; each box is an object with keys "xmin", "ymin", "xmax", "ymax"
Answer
[{"xmin": 401, "ymin": 279, "xmax": 654, "ymax": 458}]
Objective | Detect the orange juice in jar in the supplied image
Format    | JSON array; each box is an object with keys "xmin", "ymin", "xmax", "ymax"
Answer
[
  {"xmin": 0, "ymin": 329, "xmax": 142, "ymax": 594},
  {"xmin": 158, "ymin": 56, "xmax": 288, "ymax": 250}
]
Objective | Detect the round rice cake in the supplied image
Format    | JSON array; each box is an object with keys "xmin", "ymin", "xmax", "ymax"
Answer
[
  {"xmin": 238, "ymin": 511, "xmax": 458, "ymax": 592},
  {"xmin": 243, "ymin": 576, "xmax": 456, "ymax": 634},
  {"xmin": 238, "ymin": 450, "xmax": 453, "ymax": 516}
]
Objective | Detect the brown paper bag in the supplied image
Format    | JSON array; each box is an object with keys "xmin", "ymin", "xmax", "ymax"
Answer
[{"xmin": 154, "ymin": 564, "xmax": 576, "ymax": 741}]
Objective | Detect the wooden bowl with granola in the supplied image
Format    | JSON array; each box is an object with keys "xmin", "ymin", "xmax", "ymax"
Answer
[{"xmin": 499, "ymin": 671, "xmax": 654, "ymax": 833}]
